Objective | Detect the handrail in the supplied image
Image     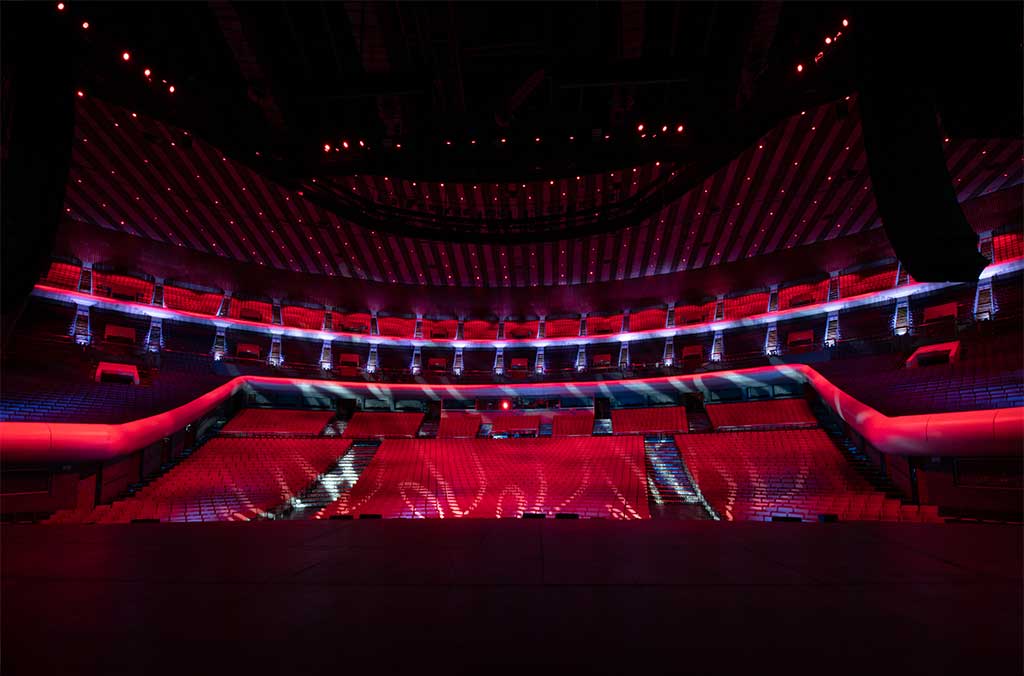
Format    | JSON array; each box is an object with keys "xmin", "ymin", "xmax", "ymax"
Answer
[{"xmin": 1, "ymin": 365, "xmax": 1020, "ymax": 463}]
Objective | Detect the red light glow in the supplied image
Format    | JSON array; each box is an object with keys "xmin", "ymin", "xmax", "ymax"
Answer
[
  {"xmin": 144, "ymin": 68, "xmax": 151, "ymax": 77},
  {"xmin": 56, "ymin": 2, "xmax": 64, "ymax": 10},
  {"xmin": 637, "ymin": 123, "xmax": 644, "ymax": 132},
  {"xmin": 796, "ymin": 64, "xmax": 804, "ymax": 73},
  {"xmin": 342, "ymin": 141, "xmax": 349, "ymax": 149},
  {"xmin": 825, "ymin": 36, "xmax": 832, "ymax": 45},
  {"xmin": 76, "ymin": 90, "xmax": 84, "ymax": 97},
  {"xmin": 81, "ymin": 21, "xmax": 89, "ymax": 29},
  {"xmin": 501, "ymin": 400, "xmax": 511, "ymax": 410},
  {"xmin": 677, "ymin": 124, "xmax": 684, "ymax": 133},
  {"xmin": 842, "ymin": 18, "xmax": 849, "ymax": 27},
  {"xmin": 122, "ymin": 51, "xmax": 131, "ymax": 61},
  {"xmin": 323, "ymin": 144, "xmax": 331, "ymax": 152},
  {"xmin": 168, "ymin": 85, "xmax": 175, "ymax": 94}
]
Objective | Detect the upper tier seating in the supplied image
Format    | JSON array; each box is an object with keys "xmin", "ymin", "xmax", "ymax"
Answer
[
  {"xmin": 551, "ymin": 411, "xmax": 595, "ymax": 436},
  {"xmin": 40, "ymin": 261, "xmax": 81, "ymax": 290},
  {"xmin": 675, "ymin": 302, "xmax": 716, "ymax": 326},
  {"xmin": 46, "ymin": 437, "xmax": 351, "ymax": 524},
  {"xmin": 724, "ymin": 292, "xmax": 769, "ymax": 320},
  {"xmin": 839, "ymin": 264, "xmax": 897, "ymax": 298},
  {"xmin": 611, "ymin": 406, "xmax": 688, "ymax": 434},
  {"xmin": 545, "ymin": 317, "xmax": 580, "ymax": 338},
  {"xmin": 630, "ymin": 308, "xmax": 667, "ymax": 332},
  {"xmin": 221, "ymin": 408, "xmax": 335, "ymax": 434},
  {"xmin": 586, "ymin": 314, "xmax": 621, "ymax": 336},
  {"xmin": 163, "ymin": 285, "xmax": 223, "ymax": 316},
  {"xmin": 779, "ymin": 280, "xmax": 829, "ymax": 309},
  {"xmin": 281, "ymin": 306, "xmax": 324, "ymax": 330},
  {"xmin": 316, "ymin": 437, "xmax": 649, "ymax": 519},
  {"xmin": 504, "ymin": 320, "xmax": 537, "ymax": 339},
  {"xmin": 992, "ymin": 231, "xmax": 1023, "ymax": 262},
  {"xmin": 705, "ymin": 398, "xmax": 817, "ymax": 430},
  {"xmin": 229, "ymin": 299, "xmax": 272, "ymax": 324},
  {"xmin": 438, "ymin": 413, "xmax": 483, "ymax": 438},
  {"xmin": 336, "ymin": 312, "xmax": 371, "ymax": 334},
  {"xmin": 92, "ymin": 272, "xmax": 153, "ymax": 304},
  {"xmin": 342, "ymin": 411, "xmax": 424, "ymax": 438},
  {"xmin": 463, "ymin": 320, "xmax": 498, "ymax": 340},
  {"xmin": 675, "ymin": 430, "xmax": 941, "ymax": 523},
  {"xmin": 422, "ymin": 319, "xmax": 458, "ymax": 339},
  {"xmin": 811, "ymin": 332, "xmax": 1024, "ymax": 415},
  {"xmin": 377, "ymin": 316, "xmax": 416, "ymax": 338}
]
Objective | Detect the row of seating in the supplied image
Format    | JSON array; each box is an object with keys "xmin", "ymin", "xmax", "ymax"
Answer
[
  {"xmin": 342, "ymin": 411, "xmax": 424, "ymax": 438},
  {"xmin": 315, "ymin": 437, "xmax": 649, "ymax": 519},
  {"xmin": 46, "ymin": 437, "xmax": 352, "ymax": 524},
  {"xmin": 705, "ymin": 398, "xmax": 817, "ymax": 429},
  {"xmin": 611, "ymin": 406, "xmax": 689, "ymax": 434},
  {"xmin": 675, "ymin": 430, "xmax": 943, "ymax": 523},
  {"xmin": 39, "ymin": 254, "xmax": 945, "ymax": 340},
  {"xmin": 221, "ymin": 408, "xmax": 336, "ymax": 434}
]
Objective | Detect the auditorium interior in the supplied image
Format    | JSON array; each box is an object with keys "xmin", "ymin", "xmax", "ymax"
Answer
[{"xmin": 1, "ymin": 2, "xmax": 1021, "ymax": 674}]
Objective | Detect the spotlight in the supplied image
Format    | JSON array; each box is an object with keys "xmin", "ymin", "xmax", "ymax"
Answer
[
  {"xmin": 500, "ymin": 138, "xmax": 507, "ymax": 144},
  {"xmin": 825, "ymin": 36, "xmax": 832, "ymax": 44},
  {"xmin": 143, "ymin": 68, "xmax": 151, "ymax": 77},
  {"xmin": 168, "ymin": 85, "xmax": 175, "ymax": 94},
  {"xmin": 637, "ymin": 123, "xmax": 644, "ymax": 132},
  {"xmin": 56, "ymin": 2, "xmax": 64, "ymax": 10},
  {"xmin": 796, "ymin": 64, "xmax": 804, "ymax": 73},
  {"xmin": 76, "ymin": 90, "xmax": 84, "ymax": 97},
  {"xmin": 122, "ymin": 51, "xmax": 131, "ymax": 62},
  {"xmin": 534, "ymin": 137, "xmax": 541, "ymax": 143},
  {"xmin": 500, "ymin": 400, "xmax": 511, "ymax": 410},
  {"xmin": 342, "ymin": 141, "xmax": 349, "ymax": 149},
  {"xmin": 661, "ymin": 125, "xmax": 668, "ymax": 132},
  {"xmin": 323, "ymin": 143, "xmax": 331, "ymax": 152},
  {"xmin": 81, "ymin": 21, "xmax": 88, "ymax": 29},
  {"xmin": 842, "ymin": 18, "xmax": 849, "ymax": 27},
  {"xmin": 676, "ymin": 124, "xmax": 684, "ymax": 133},
  {"xmin": 358, "ymin": 140, "xmax": 365, "ymax": 147}
]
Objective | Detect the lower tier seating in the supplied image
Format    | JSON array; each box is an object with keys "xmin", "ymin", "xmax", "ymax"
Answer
[
  {"xmin": 316, "ymin": 437, "xmax": 649, "ymax": 519},
  {"xmin": 675, "ymin": 430, "xmax": 942, "ymax": 523},
  {"xmin": 221, "ymin": 408, "xmax": 335, "ymax": 434},
  {"xmin": 705, "ymin": 398, "xmax": 817, "ymax": 430},
  {"xmin": 438, "ymin": 413, "xmax": 482, "ymax": 438},
  {"xmin": 46, "ymin": 437, "xmax": 352, "ymax": 524},
  {"xmin": 550, "ymin": 411, "xmax": 595, "ymax": 436},
  {"xmin": 342, "ymin": 411, "xmax": 424, "ymax": 438},
  {"xmin": 611, "ymin": 406, "xmax": 688, "ymax": 434}
]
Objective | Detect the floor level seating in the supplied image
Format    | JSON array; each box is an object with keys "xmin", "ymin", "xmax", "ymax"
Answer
[
  {"xmin": 316, "ymin": 437, "xmax": 649, "ymax": 519},
  {"xmin": 342, "ymin": 411, "xmax": 424, "ymax": 438},
  {"xmin": 611, "ymin": 406, "xmax": 688, "ymax": 434},
  {"xmin": 705, "ymin": 398, "xmax": 817, "ymax": 430},
  {"xmin": 45, "ymin": 437, "xmax": 352, "ymax": 524},
  {"xmin": 221, "ymin": 408, "xmax": 335, "ymax": 434},
  {"xmin": 675, "ymin": 430, "xmax": 942, "ymax": 523}
]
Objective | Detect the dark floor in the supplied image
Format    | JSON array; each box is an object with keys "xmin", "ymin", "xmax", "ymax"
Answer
[{"xmin": 3, "ymin": 520, "xmax": 1021, "ymax": 675}]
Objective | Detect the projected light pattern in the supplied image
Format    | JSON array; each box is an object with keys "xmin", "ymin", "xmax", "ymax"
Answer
[{"xmin": 319, "ymin": 437, "xmax": 649, "ymax": 519}]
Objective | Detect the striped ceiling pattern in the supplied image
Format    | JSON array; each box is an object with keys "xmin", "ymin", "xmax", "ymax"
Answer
[{"xmin": 64, "ymin": 96, "xmax": 1023, "ymax": 288}]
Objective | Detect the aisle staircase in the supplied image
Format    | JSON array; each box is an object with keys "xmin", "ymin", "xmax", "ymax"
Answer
[
  {"xmin": 644, "ymin": 435, "xmax": 717, "ymax": 519},
  {"xmin": 276, "ymin": 439, "xmax": 381, "ymax": 519}
]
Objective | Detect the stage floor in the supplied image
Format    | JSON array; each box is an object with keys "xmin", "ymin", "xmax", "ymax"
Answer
[{"xmin": 3, "ymin": 520, "xmax": 1021, "ymax": 675}]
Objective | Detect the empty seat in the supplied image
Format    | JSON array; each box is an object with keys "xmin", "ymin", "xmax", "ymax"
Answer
[
  {"xmin": 343, "ymin": 411, "xmax": 424, "ymax": 438},
  {"xmin": 611, "ymin": 406, "xmax": 688, "ymax": 434},
  {"xmin": 705, "ymin": 399, "xmax": 817, "ymax": 430},
  {"xmin": 221, "ymin": 408, "xmax": 335, "ymax": 434}
]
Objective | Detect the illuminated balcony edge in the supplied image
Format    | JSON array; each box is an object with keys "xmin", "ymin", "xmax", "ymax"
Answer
[{"xmin": 30, "ymin": 256, "xmax": 1024, "ymax": 351}]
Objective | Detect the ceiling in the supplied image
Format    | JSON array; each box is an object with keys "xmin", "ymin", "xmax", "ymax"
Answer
[{"xmin": 32, "ymin": 1, "xmax": 1024, "ymax": 287}]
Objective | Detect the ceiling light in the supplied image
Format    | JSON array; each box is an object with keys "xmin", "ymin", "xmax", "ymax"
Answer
[
  {"xmin": 56, "ymin": 2, "xmax": 64, "ymax": 10},
  {"xmin": 842, "ymin": 18, "xmax": 849, "ymax": 27},
  {"xmin": 168, "ymin": 85, "xmax": 175, "ymax": 93},
  {"xmin": 76, "ymin": 90, "xmax": 84, "ymax": 97},
  {"xmin": 81, "ymin": 21, "xmax": 89, "ymax": 29},
  {"xmin": 323, "ymin": 144, "xmax": 331, "ymax": 152},
  {"xmin": 637, "ymin": 123, "xmax": 644, "ymax": 132},
  {"xmin": 342, "ymin": 141, "xmax": 349, "ymax": 149},
  {"xmin": 796, "ymin": 64, "xmax": 804, "ymax": 73},
  {"xmin": 661, "ymin": 125, "xmax": 668, "ymax": 132},
  {"xmin": 144, "ymin": 68, "xmax": 151, "ymax": 77},
  {"xmin": 358, "ymin": 140, "xmax": 365, "ymax": 147},
  {"xmin": 677, "ymin": 124, "xmax": 684, "ymax": 133},
  {"xmin": 122, "ymin": 51, "xmax": 131, "ymax": 61},
  {"xmin": 825, "ymin": 37, "xmax": 832, "ymax": 44}
]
